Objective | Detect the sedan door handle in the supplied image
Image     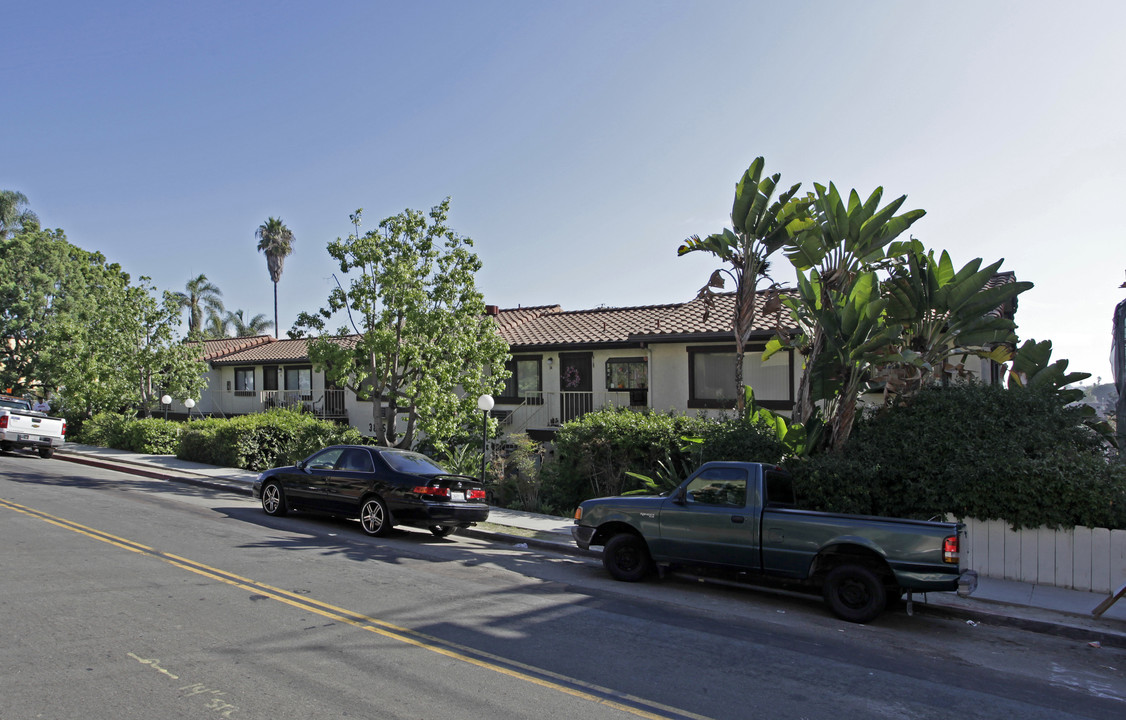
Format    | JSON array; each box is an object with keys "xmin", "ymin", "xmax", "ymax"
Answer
[{"xmin": 730, "ymin": 515, "xmax": 745, "ymax": 524}]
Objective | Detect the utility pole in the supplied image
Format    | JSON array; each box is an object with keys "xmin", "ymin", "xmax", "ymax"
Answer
[{"xmin": 1114, "ymin": 272, "xmax": 1126, "ymax": 456}]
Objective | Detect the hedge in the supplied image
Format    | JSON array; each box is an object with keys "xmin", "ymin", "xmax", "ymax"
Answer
[{"xmin": 785, "ymin": 383, "xmax": 1126, "ymax": 530}]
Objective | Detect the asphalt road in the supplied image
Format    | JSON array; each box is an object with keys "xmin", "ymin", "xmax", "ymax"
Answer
[{"xmin": 2, "ymin": 453, "xmax": 1124, "ymax": 720}]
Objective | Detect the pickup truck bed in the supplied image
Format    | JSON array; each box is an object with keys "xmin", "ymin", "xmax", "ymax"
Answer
[{"xmin": 0, "ymin": 395, "xmax": 66, "ymax": 459}]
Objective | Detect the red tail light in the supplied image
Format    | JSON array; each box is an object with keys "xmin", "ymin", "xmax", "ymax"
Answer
[
  {"xmin": 468, "ymin": 489, "xmax": 486, "ymax": 500},
  {"xmin": 0, "ymin": 415, "xmax": 7, "ymax": 429},
  {"xmin": 61, "ymin": 421, "xmax": 67, "ymax": 437},
  {"xmin": 413, "ymin": 486, "xmax": 450, "ymax": 497},
  {"xmin": 943, "ymin": 535, "xmax": 959, "ymax": 563}
]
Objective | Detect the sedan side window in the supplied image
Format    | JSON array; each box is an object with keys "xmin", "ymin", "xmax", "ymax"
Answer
[
  {"xmin": 307, "ymin": 448, "xmax": 344, "ymax": 470},
  {"xmin": 684, "ymin": 468, "xmax": 748, "ymax": 508},
  {"xmin": 337, "ymin": 449, "xmax": 374, "ymax": 473}
]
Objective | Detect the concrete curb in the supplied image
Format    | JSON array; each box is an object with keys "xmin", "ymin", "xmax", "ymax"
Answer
[{"xmin": 56, "ymin": 452, "xmax": 255, "ymax": 497}]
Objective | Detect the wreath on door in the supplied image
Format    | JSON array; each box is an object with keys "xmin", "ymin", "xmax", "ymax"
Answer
[{"xmin": 562, "ymin": 365, "xmax": 581, "ymax": 389}]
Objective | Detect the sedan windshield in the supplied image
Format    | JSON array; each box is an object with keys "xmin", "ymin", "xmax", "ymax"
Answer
[{"xmin": 379, "ymin": 450, "xmax": 448, "ymax": 475}]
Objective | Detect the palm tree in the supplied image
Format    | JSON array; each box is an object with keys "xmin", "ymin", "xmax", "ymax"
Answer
[
  {"xmin": 228, "ymin": 310, "xmax": 275, "ymax": 337},
  {"xmin": 174, "ymin": 274, "xmax": 224, "ymax": 337},
  {"xmin": 256, "ymin": 217, "xmax": 295, "ymax": 338},
  {"xmin": 203, "ymin": 310, "xmax": 232, "ymax": 339},
  {"xmin": 0, "ymin": 190, "xmax": 39, "ymax": 239}
]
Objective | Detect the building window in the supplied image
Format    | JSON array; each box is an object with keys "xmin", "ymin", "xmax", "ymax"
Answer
[
  {"xmin": 688, "ymin": 347, "xmax": 737, "ymax": 408},
  {"xmin": 285, "ymin": 366, "xmax": 312, "ymax": 400},
  {"xmin": 263, "ymin": 365, "xmax": 279, "ymax": 391},
  {"xmin": 234, "ymin": 367, "xmax": 255, "ymax": 396},
  {"xmin": 605, "ymin": 357, "xmax": 648, "ymax": 391},
  {"xmin": 688, "ymin": 344, "xmax": 793, "ymax": 410},
  {"xmin": 500, "ymin": 356, "xmax": 542, "ymax": 402}
]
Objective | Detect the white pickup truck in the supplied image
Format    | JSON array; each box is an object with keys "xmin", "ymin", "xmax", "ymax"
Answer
[{"xmin": 0, "ymin": 395, "xmax": 66, "ymax": 458}]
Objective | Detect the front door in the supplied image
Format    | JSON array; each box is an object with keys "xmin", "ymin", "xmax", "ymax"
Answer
[{"xmin": 558, "ymin": 352, "xmax": 593, "ymax": 423}]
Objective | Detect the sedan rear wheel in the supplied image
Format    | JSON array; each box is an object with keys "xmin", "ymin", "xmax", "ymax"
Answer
[
  {"xmin": 360, "ymin": 496, "xmax": 393, "ymax": 537},
  {"xmin": 261, "ymin": 482, "xmax": 288, "ymax": 517}
]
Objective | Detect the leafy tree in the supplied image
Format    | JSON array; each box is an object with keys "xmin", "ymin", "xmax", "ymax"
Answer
[
  {"xmin": 679, "ymin": 158, "xmax": 811, "ymax": 412},
  {"xmin": 52, "ymin": 276, "xmax": 207, "ymax": 417},
  {"xmin": 0, "ymin": 190, "xmax": 39, "ymax": 239},
  {"xmin": 293, "ymin": 199, "xmax": 509, "ymax": 450},
  {"xmin": 256, "ymin": 216, "xmax": 295, "ymax": 338},
  {"xmin": 0, "ymin": 227, "xmax": 83, "ymax": 394},
  {"xmin": 0, "ymin": 226, "xmax": 205, "ymax": 416},
  {"xmin": 173, "ymin": 274, "xmax": 225, "ymax": 337}
]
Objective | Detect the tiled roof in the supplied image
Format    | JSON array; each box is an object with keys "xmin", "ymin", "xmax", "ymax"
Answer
[
  {"xmin": 193, "ymin": 334, "xmax": 361, "ymax": 365},
  {"xmin": 210, "ymin": 338, "xmax": 313, "ymax": 365},
  {"xmin": 192, "ymin": 335, "xmax": 275, "ymax": 361},
  {"xmin": 498, "ymin": 291, "xmax": 797, "ymax": 349},
  {"xmin": 192, "ymin": 274, "xmax": 1017, "ymax": 362}
]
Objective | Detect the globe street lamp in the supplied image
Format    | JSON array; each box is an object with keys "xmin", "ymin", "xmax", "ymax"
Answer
[
  {"xmin": 477, "ymin": 394, "xmax": 494, "ymax": 483},
  {"xmin": 160, "ymin": 394, "xmax": 172, "ymax": 421},
  {"xmin": 184, "ymin": 398, "xmax": 196, "ymax": 421}
]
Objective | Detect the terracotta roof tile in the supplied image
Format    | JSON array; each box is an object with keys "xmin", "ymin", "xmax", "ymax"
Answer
[
  {"xmin": 190, "ymin": 335, "xmax": 276, "ymax": 361},
  {"xmin": 211, "ymin": 338, "xmax": 313, "ymax": 365},
  {"xmin": 500, "ymin": 292, "xmax": 798, "ymax": 349}
]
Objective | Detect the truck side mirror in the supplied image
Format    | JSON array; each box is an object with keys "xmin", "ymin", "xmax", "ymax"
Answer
[{"xmin": 671, "ymin": 485, "xmax": 687, "ymax": 505}]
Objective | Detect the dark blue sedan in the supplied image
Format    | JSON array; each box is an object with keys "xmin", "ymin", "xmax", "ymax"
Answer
[{"xmin": 252, "ymin": 445, "xmax": 489, "ymax": 537}]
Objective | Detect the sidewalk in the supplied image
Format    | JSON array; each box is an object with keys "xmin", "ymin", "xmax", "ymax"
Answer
[{"xmin": 51, "ymin": 443, "xmax": 1126, "ymax": 646}]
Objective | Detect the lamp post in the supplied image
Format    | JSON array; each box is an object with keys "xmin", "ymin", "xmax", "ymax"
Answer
[
  {"xmin": 184, "ymin": 398, "xmax": 196, "ymax": 421},
  {"xmin": 477, "ymin": 394, "xmax": 494, "ymax": 483},
  {"xmin": 160, "ymin": 394, "xmax": 172, "ymax": 421}
]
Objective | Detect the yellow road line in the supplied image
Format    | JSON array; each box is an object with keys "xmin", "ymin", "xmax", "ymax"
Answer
[{"xmin": 0, "ymin": 497, "xmax": 712, "ymax": 720}]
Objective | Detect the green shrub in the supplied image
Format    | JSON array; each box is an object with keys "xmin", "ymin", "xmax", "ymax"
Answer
[
  {"xmin": 785, "ymin": 382, "xmax": 1126, "ymax": 529},
  {"xmin": 697, "ymin": 416, "xmax": 786, "ymax": 465},
  {"xmin": 120, "ymin": 417, "xmax": 181, "ymax": 455},
  {"xmin": 545, "ymin": 408, "xmax": 707, "ymax": 511},
  {"xmin": 491, "ymin": 433, "xmax": 544, "ymax": 511},
  {"xmin": 180, "ymin": 410, "xmax": 367, "ymax": 471},
  {"xmin": 177, "ymin": 418, "xmax": 229, "ymax": 466},
  {"xmin": 79, "ymin": 412, "xmax": 132, "ymax": 448}
]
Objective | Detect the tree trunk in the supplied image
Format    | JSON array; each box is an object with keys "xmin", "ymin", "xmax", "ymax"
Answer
[{"xmin": 273, "ymin": 282, "xmax": 279, "ymax": 338}]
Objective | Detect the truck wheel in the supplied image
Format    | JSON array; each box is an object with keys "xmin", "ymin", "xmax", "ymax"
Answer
[
  {"xmin": 38, "ymin": 447, "xmax": 55, "ymax": 459},
  {"xmin": 602, "ymin": 534, "xmax": 653, "ymax": 582},
  {"xmin": 823, "ymin": 564, "xmax": 886, "ymax": 623},
  {"xmin": 0, "ymin": 442, "xmax": 13, "ymax": 453}
]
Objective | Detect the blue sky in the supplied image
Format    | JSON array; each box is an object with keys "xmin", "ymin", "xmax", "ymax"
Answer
[{"xmin": 5, "ymin": 1, "xmax": 1124, "ymax": 381}]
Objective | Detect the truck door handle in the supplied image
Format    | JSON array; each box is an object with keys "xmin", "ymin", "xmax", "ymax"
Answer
[{"xmin": 731, "ymin": 515, "xmax": 745, "ymax": 524}]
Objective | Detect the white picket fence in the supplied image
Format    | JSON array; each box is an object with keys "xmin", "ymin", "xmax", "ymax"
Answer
[{"xmin": 960, "ymin": 517, "xmax": 1126, "ymax": 593}]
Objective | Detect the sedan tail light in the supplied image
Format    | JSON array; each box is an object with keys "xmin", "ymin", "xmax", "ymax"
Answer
[
  {"xmin": 467, "ymin": 489, "xmax": 486, "ymax": 500},
  {"xmin": 413, "ymin": 486, "xmax": 450, "ymax": 498}
]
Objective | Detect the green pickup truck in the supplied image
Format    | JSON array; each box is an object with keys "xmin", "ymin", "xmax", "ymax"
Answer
[{"xmin": 571, "ymin": 461, "xmax": 977, "ymax": 623}]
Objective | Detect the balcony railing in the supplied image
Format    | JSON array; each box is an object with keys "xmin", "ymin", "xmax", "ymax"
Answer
[
  {"xmin": 201, "ymin": 389, "xmax": 347, "ymax": 420},
  {"xmin": 500, "ymin": 390, "xmax": 637, "ymax": 433}
]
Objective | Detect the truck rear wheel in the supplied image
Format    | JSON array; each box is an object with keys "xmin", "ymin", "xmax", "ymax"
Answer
[
  {"xmin": 602, "ymin": 533, "xmax": 653, "ymax": 582},
  {"xmin": 38, "ymin": 447, "xmax": 55, "ymax": 459},
  {"xmin": 823, "ymin": 564, "xmax": 886, "ymax": 623}
]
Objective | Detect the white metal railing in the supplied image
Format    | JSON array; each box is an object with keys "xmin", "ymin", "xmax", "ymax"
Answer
[
  {"xmin": 500, "ymin": 390, "xmax": 635, "ymax": 433},
  {"xmin": 200, "ymin": 389, "xmax": 346, "ymax": 420}
]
